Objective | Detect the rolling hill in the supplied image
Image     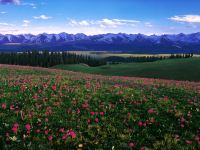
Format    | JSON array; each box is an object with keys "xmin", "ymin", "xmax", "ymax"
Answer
[{"xmin": 52, "ymin": 58, "xmax": 200, "ymax": 81}]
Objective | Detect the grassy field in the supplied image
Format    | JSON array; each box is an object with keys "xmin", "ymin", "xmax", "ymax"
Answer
[
  {"xmin": 52, "ymin": 58, "xmax": 200, "ymax": 82},
  {"xmin": 67, "ymin": 51, "xmax": 174, "ymax": 58},
  {"xmin": 67, "ymin": 51, "xmax": 200, "ymax": 58},
  {"xmin": 0, "ymin": 65, "xmax": 200, "ymax": 149}
]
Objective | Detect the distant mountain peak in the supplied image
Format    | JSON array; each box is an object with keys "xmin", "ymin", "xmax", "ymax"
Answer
[{"xmin": 0, "ymin": 32, "xmax": 200, "ymax": 53}]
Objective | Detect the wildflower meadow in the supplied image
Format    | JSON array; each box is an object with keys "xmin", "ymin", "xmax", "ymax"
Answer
[{"xmin": 0, "ymin": 65, "xmax": 200, "ymax": 149}]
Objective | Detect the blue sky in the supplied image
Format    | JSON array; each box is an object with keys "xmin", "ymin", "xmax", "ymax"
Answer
[{"xmin": 0, "ymin": 0, "xmax": 200, "ymax": 35}]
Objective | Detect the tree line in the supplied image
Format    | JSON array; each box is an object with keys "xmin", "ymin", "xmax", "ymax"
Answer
[
  {"xmin": 0, "ymin": 51, "xmax": 106, "ymax": 67},
  {"xmin": 0, "ymin": 51, "xmax": 194, "ymax": 67},
  {"xmin": 169, "ymin": 53, "xmax": 193, "ymax": 59}
]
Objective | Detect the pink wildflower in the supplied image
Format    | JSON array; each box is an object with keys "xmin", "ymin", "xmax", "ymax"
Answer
[
  {"xmin": 12, "ymin": 123, "xmax": 19, "ymax": 133},
  {"xmin": 12, "ymin": 127, "xmax": 18, "ymax": 133},
  {"xmin": 90, "ymin": 112, "xmax": 95, "ymax": 116},
  {"xmin": 181, "ymin": 117, "xmax": 185, "ymax": 122},
  {"xmin": 69, "ymin": 131, "xmax": 76, "ymax": 139},
  {"xmin": 1, "ymin": 103, "xmax": 6, "ymax": 109},
  {"xmin": 194, "ymin": 136, "xmax": 200, "ymax": 141},
  {"xmin": 59, "ymin": 128, "xmax": 65, "ymax": 133},
  {"xmin": 148, "ymin": 108, "xmax": 156, "ymax": 114},
  {"xmin": 185, "ymin": 140, "xmax": 192, "ymax": 145},
  {"xmin": 140, "ymin": 146, "xmax": 145, "ymax": 150},
  {"xmin": 138, "ymin": 121, "xmax": 143, "ymax": 127},
  {"xmin": 25, "ymin": 124, "xmax": 31, "ymax": 131},
  {"xmin": 36, "ymin": 129, "xmax": 40, "ymax": 133},
  {"xmin": 95, "ymin": 118, "xmax": 99, "ymax": 123},
  {"xmin": 45, "ymin": 130, "xmax": 49, "ymax": 135},
  {"xmin": 52, "ymin": 85, "xmax": 56, "ymax": 91},
  {"xmin": 100, "ymin": 112, "xmax": 104, "ymax": 116},
  {"xmin": 48, "ymin": 136, "xmax": 53, "ymax": 141},
  {"xmin": 14, "ymin": 123, "xmax": 19, "ymax": 128},
  {"xmin": 128, "ymin": 142, "xmax": 136, "ymax": 148},
  {"xmin": 62, "ymin": 135, "xmax": 67, "ymax": 140}
]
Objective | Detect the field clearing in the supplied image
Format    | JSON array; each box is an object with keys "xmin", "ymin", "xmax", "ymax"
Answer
[
  {"xmin": 0, "ymin": 65, "xmax": 200, "ymax": 149},
  {"xmin": 67, "ymin": 51, "xmax": 200, "ymax": 58}
]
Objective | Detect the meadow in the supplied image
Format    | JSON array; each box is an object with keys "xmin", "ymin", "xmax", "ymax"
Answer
[
  {"xmin": 0, "ymin": 64, "xmax": 200, "ymax": 149},
  {"xmin": 68, "ymin": 51, "xmax": 200, "ymax": 58},
  {"xmin": 53, "ymin": 58, "xmax": 200, "ymax": 82}
]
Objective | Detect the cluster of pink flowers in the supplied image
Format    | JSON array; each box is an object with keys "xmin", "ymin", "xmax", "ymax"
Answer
[
  {"xmin": 138, "ymin": 118, "xmax": 156, "ymax": 127},
  {"xmin": 45, "ymin": 106, "xmax": 53, "ymax": 116},
  {"xmin": 82, "ymin": 103, "xmax": 89, "ymax": 108},
  {"xmin": 90, "ymin": 111, "xmax": 105, "ymax": 116},
  {"xmin": 194, "ymin": 136, "xmax": 200, "ymax": 145},
  {"xmin": 25, "ymin": 124, "xmax": 31, "ymax": 133},
  {"xmin": 12, "ymin": 123, "xmax": 19, "ymax": 134},
  {"xmin": 178, "ymin": 116, "xmax": 189, "ymax": 128},
  {"xmin": 89, "ymin": 111, "xmax": 105, "ymax": 123},
  {"xmin": 62, "ymin": 130, "xmax": 76, "ymax": 140}
]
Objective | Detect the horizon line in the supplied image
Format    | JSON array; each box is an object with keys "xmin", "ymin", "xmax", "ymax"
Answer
[{"xmin": 0, "ymin": 32, "xmax": 199, "ymax": 36}]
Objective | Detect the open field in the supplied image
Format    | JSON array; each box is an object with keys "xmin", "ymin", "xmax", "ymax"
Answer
[
  {"xmin": 67, "ymin": 51, "xmax": 200, "ymax": 58},
  {"xmin": 53, "ymin": 58, "xmax": 200, "ymax": 82},
  {"xmin": 0, "ymin": 65, "xmax": 200, "ymax": 149}
]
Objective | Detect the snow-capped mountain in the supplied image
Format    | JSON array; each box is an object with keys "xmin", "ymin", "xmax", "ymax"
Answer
[
  {"xmin": 0, "ymin": 32, "xmax": 200, "ymax": 53},
  {"xmin": 0, "ymin": 32, "xmax": 200, "ymax": 44}
]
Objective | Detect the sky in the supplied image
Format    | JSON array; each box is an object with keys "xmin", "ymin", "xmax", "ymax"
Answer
[{"xmin": 0, "ymin": 0, "xmax": 200, "ymax": 35}]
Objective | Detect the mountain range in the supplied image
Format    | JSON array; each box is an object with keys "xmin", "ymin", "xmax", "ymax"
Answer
[{"xmin": 1, "ymin": 32, "xmax": 200, "ymax": 53}]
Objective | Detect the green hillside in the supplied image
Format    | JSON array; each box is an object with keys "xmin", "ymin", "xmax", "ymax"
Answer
[{"xmin": 52, "ymin": 58, "xmax": 200, "ymax": 81}]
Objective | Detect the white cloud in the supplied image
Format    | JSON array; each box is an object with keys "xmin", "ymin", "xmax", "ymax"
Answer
[
  {"xmin": 0, "ymin": 22, "xmax": 15, "ymax": 26},
  {"xmin": 68, "ymin": 18, "xmax": 140, "ymax": 28},
  {"xmin": 98, "ymin": 19, "xmax": 140, "ymax": 28},
  {"xmin": 21, "ymin": 2, "xmax": 37, "ymax": 9},
  {"xmin": 0, "ymin": 22, "xmax": 18, "ymax": 34},
  {"xmin": 33, "ymin": 15, "xmax": 52, "ymax": 20},
  {"xmin": 169, "ymin": 15, "xmax": 200, "ymax": 23},
  {"xmin": 69, "ymin": 20, "xmax": 90, "ymax": 26},
  {"xmin": 0, "ymin": 11, "xmax": 7, "ymax": 14},
  {"xmin": 145, "ymin": 22, "xmax": 153, "ymax": 27},
  {"xmin": 22, "ymin": 20, "xmax": 30, "ymax": 27},
  {"xmin": 23, "ymin": 20, "xmax": 30, "ymax": 24},
  {"xmin": 98, "ymin": 19, "xmax": 120, "ymax": 27},
  {"xmin": 1, "ymin": 22, "xmax": 198, "ymax": 36},
  {"xmin": 4, "ymin": 17, "xmax": 199, "ymax": 35},
  {"xmin": 79, "ymin": 20, "xmax": 90, "ymax": 26}
]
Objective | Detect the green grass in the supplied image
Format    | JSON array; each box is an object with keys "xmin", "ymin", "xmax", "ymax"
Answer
[{"xmin": 52, "ymin": 58, "xmax": 200, "ymax": 81}]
